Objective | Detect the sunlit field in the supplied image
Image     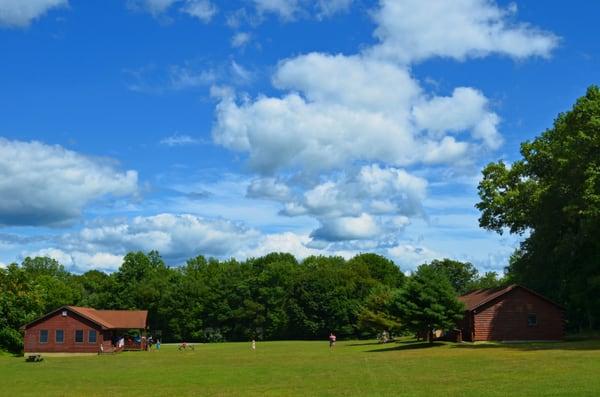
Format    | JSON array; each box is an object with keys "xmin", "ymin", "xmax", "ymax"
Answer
[{"xmin": 1, "ymin": 339, "xmax": 599, "ymax": 396}]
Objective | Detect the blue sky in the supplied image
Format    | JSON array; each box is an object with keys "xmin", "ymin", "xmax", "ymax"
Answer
[{"xmin": 0, "ymin": 0, "xmax": 598, "ymax": 273}]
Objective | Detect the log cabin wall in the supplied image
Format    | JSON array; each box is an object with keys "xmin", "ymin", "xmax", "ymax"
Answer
[
  {"xmin": 472, "ymin": 288, "xmax": 564, "ymax": 341},
  {"xmin": 24, "ymin": 310, "xmax": 103, "ymax": 353}
]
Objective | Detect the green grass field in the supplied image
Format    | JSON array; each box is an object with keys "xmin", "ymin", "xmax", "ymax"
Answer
[{"xmin": 1, "ymin": 339, "xmax": 599, "ymax": 396}]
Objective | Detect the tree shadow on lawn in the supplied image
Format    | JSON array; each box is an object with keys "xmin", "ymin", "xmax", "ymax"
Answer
[
  {"xmin": 450, "ymin": 339, "xmax": 600, "ymax": 352},
  {"xmin": 363, "ymin": 338, "xmax": 600, "ymax": 353},
  {"xmin": 348, "ymin": 339, "xmax": 421, "ymax": 347},
  {"xmin": 366, "ymin": 342, "xmax": 446, "ymax": 353},
  {"xmin": 347, "ymin": 342, "xmax": 384, "ymax": 347}
]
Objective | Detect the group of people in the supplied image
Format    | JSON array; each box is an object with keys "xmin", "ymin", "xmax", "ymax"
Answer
[{"xmin": 147, "ymin": 336, "xmax": 161, "ymax": 350}]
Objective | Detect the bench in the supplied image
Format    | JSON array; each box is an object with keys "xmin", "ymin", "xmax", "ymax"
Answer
[{"xmin": 25, "ymin": 354, "xmax": 43, "ymax": 362}]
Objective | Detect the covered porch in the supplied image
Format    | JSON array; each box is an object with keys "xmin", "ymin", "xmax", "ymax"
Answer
[{"xmin": 102, "ymin": 328, "xmax": 148, "ymax": 351}]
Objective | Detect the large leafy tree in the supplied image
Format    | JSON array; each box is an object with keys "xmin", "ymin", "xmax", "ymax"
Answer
[
  {"xmin": 476, "ymin": 86, "xmax": 600, "ymax": 330},
  {"xmin": 357, "ymin": 285, "xmax": 402, "ymax": 337},
  {"xmin": 469, "ymin": 271, "xmax": 506, "ymax": 290},
  {"xmin": 419, "ymin": 259, "xmax": 478, "ymax": 295},
  {"xmin": 348, "ymin": 253, "xmax": 406, "ymax": 288},
  {"xmin": 75, "ymin": 270, "xmax": 117, "ymax": 309},
  {"xmin": 393, "ymin": 265, "xmax": 464, "ymax": 342}
]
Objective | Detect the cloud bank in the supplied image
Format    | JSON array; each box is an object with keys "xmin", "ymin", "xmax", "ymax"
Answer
[
  {"xmin": 0, "ymin": 138, "xmax": 138, "ymax": 226},
  {"xmin": 211, "ymin": 0, "xmax": 557, "ymax": 248}
]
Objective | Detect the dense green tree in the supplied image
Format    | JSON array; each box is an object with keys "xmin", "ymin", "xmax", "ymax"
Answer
[
  {"xmin": 420, "ymin": 259, "xmax": 478, "ymax": 295},
  {"xmin": 287, "ymin": 256, "xmax": 353, "ymax": 338},
  {"xmin": 348, "ymin": 253, "xmax": 405, "ymax": 288},
  {"xmin": 163, "ymin": 256, "xmax": 208, "ymax": 341},
  {"xmin": 476, "ymin": 86, "xmax": 600, "ymax": 330},
  {"xmin": 20, "ymin": 257, "xmax": 67, "ymax": 277},
  {"xmin": 247, "ymin": 253, "xmax": 298, "ymax": 339},
  {"xmin": 356, "ymin": 285, "xmax": 402, "ymax": 337},
  {"xmin": 469, "ymin": 271, "xmax": 506, "ymax": 290},
  {"xmin": 0, "ymin": 263, "xmax": 44, "ymax": 352},
  {"xmin": 75, "ymin": 270, "xmax": 117, "ymax": 309},
  {"xmin": 113, "ymin": 251, "xmax": 176, "ymax": 333},
  {"xmin": 393, "ymin": 265, "xmax": 464, "ymax": 342}
]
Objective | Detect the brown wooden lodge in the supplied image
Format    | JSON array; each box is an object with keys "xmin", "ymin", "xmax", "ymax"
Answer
[
  {"xmin": 456, "ymin": 284, "xmax": 564, "ymax": 341},
  {"xmin": 22, "ymin": 306, "xmax": 148, "ymax": 355}
]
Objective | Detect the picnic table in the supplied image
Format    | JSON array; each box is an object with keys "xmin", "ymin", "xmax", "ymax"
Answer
[{"xmin": 25, "ymin": 354, "xmax": 43, "ymax": 362}]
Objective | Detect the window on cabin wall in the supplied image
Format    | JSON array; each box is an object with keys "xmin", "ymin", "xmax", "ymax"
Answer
[
  {"xmin": 527, "ymin": 313, "xmax": 538, "ymax": 326},
  {"xmin": 75, "ymin": 329, "xmax": 84, "ymax": 343},
  {"xmin": 39, "ymin": 330, "xmax": 48, "ymax": 344},
  {"xmin": 56, "ymin": 329, "xmax": 64, "ymax": 343},
  {"xmin": 88, "ymin": 330, "xmax": 97, "ymax": 343}
]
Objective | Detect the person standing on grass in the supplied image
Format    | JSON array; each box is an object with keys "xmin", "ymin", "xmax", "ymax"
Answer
[
  {"xmin": 156, "ymin": 339, "xmax": 161, "ymax": 350},
  {"xmin": 251, "ymin": 339, "xmax": 256, "ymax": 351},
  {"xmin": 329, "ymin": 333, "xmax": 336, "ymax": 348}
]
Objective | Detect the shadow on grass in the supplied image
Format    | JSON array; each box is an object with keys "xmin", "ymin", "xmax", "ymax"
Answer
[
  {"xmin": 366, "ymin": 342, "xmax": 445, "ymax": 353},
  {"xmin": 347, "ymin": 342, "xmax": 383, "ymax": 347},
  {"xmin": 451, "ymin": 339, "xmax": 600, "ymax": 351},
  {"xmin": 361, "ymin": 338, "xmax": 600, "ymax": 353},
  {"xmin": 347, "ymin": 339, "xmax": 417, "ymax": 347}
]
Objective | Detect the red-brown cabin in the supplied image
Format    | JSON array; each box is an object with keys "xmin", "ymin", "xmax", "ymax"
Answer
[
  {"xmin": 457, "ymin": 284, "xmax": 564, "ymax": 341},
  {"xmin": 22, "ymin": 306, "xmax": 148, "ymax": 355}
]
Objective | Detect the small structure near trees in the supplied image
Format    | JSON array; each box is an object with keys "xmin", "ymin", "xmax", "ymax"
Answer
[{"xmin": 457, "ymin": 284, "xmax": 564, "ymax": 341}]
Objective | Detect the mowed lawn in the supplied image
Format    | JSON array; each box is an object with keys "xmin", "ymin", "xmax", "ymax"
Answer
[{"xmin": 1, "ymin": 339, "xmax": 599, "ymax": 397}]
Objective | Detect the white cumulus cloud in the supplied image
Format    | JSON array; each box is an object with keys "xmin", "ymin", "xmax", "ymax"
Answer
[
  {"xmin": 61, "ymin": 213, "xmax": 259, "ymax": 263},
  {"xmin": 413, "ymin": 87, "xmax": 502, "ymax": 150},
  {"xmin": 311, "ymin": 213, "xmax": 380, "ymax": 241},
  {"xmin": 247, "ymin": 178, "xmax": 291, "ymax": 201},
  {"xmin": 0, "ymin": 0, "xmax": 67, "ymax": 28},
  {"xmin": 387, "ymin": 243, "xmax": 441, "ymax": 271},
  {"xmin": 213, "ymin": 53, "xmax": 496, "ymax": 173},
  {"xmin": 370, "ymin": 0, "xmax": 558, "ymax": 63},
  {"xmin": 280, "ymin": 165, "xmax": 427, "ymax": 219},
  {"xmin": 181, "ymin": 0, "xmax": 217, "ymax": 23},
  {"xmin": 0, "ymin": 138, "xmax": 138, "ymax": 226},
  {"xmin": 26, "ymin": 248, "xmax": 124, "ymax": 273},
  {"xmin": 210, "ymin": 0, "xmax": 557, "ymax": 248}
]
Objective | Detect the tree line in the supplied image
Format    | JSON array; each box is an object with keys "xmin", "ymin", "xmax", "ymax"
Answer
[{"xmin": 0, "ymin": 253, "xmax": 501, "ymax": 352}]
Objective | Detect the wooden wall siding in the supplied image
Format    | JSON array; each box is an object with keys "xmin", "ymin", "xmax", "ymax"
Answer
[
  {"xmin": 24, "ymin": 310, "xmax": 103, "ymax": 353},
  {"xmin": 472, "ymin": 288, "xmax": 564, "ymax": 341}
]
